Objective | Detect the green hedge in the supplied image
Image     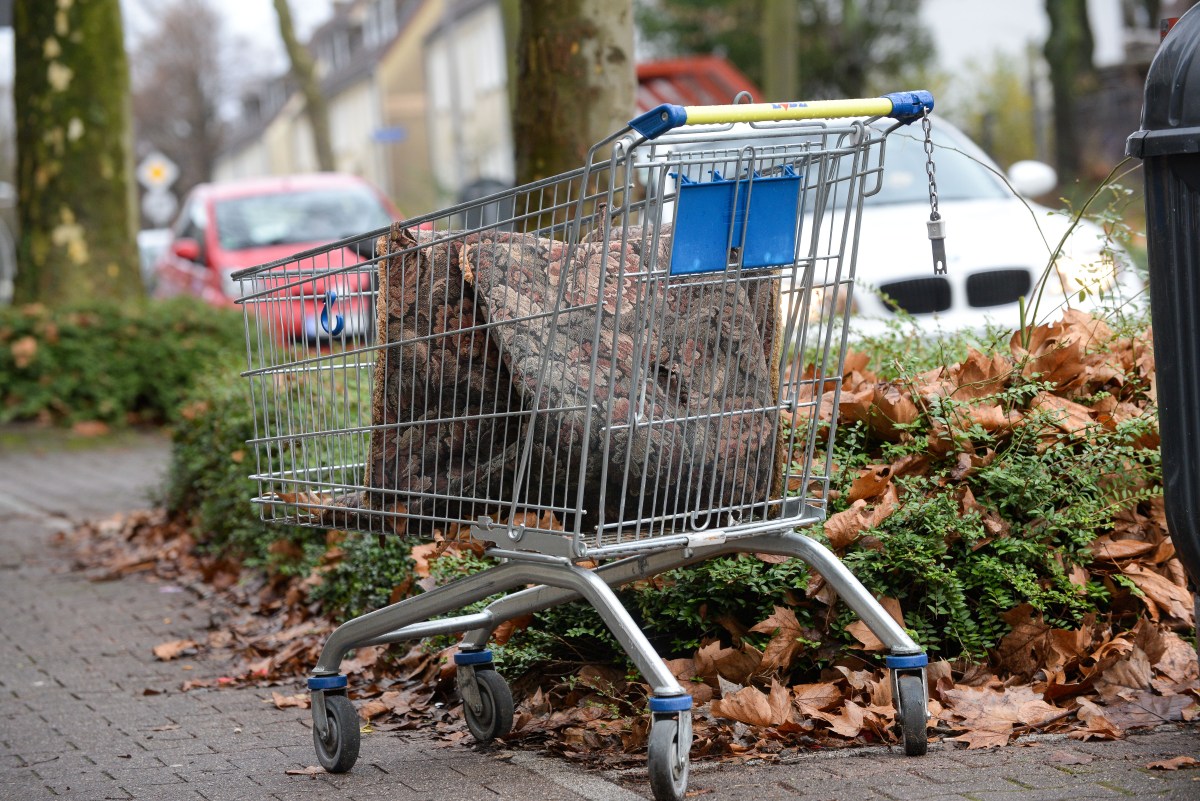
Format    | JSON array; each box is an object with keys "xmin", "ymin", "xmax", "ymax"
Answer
[
  {"xmin": 497, "ymin": 315, "xmax": 1163, "ymax": 672},
  {"xmin": 0, "ymin": 299, "xmax": 245, "ymax": 425},
  {"xmin": 162, "ymin": 311, "xmax": 1165, "ymax": 680},
  {"xmin": 164, "ymin": 360, "xmax": 412, "ymax": 608}
]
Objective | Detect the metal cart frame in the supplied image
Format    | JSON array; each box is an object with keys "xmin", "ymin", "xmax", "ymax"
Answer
[{"xmin": 235, "ymin": 91, "xmax": 936, "ymax": 801}]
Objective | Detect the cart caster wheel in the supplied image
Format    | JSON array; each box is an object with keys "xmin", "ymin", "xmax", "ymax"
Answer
[
  {"xmin": 463, "ymin": 669, "xmax": 514, "ymax": 743},
  {"xmin": 896, "ymin": 673, "xmax": 928, "ymax": 756},
  {"xmin": 313, "ymin": 694, "xmax": 361, "ymax": 773},
  {"xmin": 648, "ymin": 716, "xmax": 690, "ymax": 801}
]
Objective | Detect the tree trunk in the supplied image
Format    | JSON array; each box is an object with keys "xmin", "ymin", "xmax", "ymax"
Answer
[
  {"xmin": 761, "ymin": 0, "xmax": 797, "ymax": 102},
  {"xmin": 512, "ymin": 0, "xmax": 635, "ymax": 188},
  {"xmin": 1043, "ymin": 0, "xmax": 1095, "ymax": 185},
  {"xmin": 499, "ymin": 0, "xmax": 521, "ymax": 122},
  {"xmin": 13, "ymin": 0, "xmax": 141, "ymax": 306},
  {"xmin": 273, "ymin": 0, "xmax": 335, "ymax": 172}
]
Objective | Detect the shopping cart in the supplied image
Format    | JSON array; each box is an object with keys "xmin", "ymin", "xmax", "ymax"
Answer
[{"xmin": 235, "ymin": 90, "xmax": 936, "ymax": 801}]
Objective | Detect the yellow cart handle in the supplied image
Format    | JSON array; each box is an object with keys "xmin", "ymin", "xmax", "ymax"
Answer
[{"xmin": 629, "ymin": 90, "xmax": 934, "ymax": 140}]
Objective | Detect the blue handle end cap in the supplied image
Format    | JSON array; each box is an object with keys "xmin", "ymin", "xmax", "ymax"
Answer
[
  {"xmin": 630, "ymin": 104, "xmax": 689, "ymax": 140},
  {"xmin": 882, "ymin": 90, "xmax": 935, "ymax": 123}
]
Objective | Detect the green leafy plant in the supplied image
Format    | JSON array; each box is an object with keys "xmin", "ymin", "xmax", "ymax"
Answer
[
  {"xmin": 0, "ymin": 298, "xmax": 244, "ymax": 425},
  {"xmin": 164, "ymin": 349, "xmax": 411, "ymax": 615},
  {"xmin": 164, "ymin": 363, "xmax": 319, "ymax": 570},
  {"xmin": 310, "ymin": 532, "xmax": 418, "ymax": 620},
  {"xmin": 475, "ymin": 308, "xmax": 1161, "ymax": 677},
  {"xmin": 147, "ymin": 240, "xmax": 1163, "ymax": 687}
]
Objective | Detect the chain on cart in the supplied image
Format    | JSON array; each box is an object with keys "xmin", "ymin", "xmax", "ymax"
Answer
[{"xmin": 233, "ymin": 89, "xmax": 938, "ymax": 801}]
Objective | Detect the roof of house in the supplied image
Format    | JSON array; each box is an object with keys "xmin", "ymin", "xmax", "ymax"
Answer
[
  {"xmin": 316, "ymin": 0, "xmax": 424, "ymax": 98},
  {"xmin": 636, "ymin": 56, "xmax": 763, "ymax": 112}
]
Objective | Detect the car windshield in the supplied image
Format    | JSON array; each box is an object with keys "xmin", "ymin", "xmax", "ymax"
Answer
[
  {"xmin": 865, "ymin": 127, "xmax": 1008, "ymax": 206},
  {"xmin": 657, "ymin": 122, "xmax": 1009, "ymax": 208},
  {"xmin": 213, "ymin": 186, "xmax": 393, "ymax": 250}
]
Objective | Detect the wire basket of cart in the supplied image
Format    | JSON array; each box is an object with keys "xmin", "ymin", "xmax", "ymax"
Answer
[{"xmin": 234, "ymin": 90, "xmax": 937, "ymax": 801}]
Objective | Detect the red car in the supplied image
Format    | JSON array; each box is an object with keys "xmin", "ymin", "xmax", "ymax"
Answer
[{"xmin": 155, "ymin": 173, "xmax": 400, "ymax": 340}]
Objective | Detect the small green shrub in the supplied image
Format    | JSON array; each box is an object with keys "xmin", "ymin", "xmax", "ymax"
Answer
[
  {"xmin": 164, "ymin": 363, "xmax": 318, "ymax": 568},
  {"xmin": 0, "ymin": 298, "xmax": 244, "ymax": 425},
  {"xmin": 158, "ymin": 296, "xmax": 1163, "ymax": 683},
  {"xmin": 310, "ymin": 533, "xmax": 417, "ymax": 620},
  {"xmin": 486, "ymin": 311, "xmax": 1162, "ymax": 676},
  {"xmin": 165, "ymin": 354, "xmax": 413, "ymax": 617}
]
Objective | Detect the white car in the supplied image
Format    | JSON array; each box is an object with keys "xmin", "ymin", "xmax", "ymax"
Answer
[
  {"xmin": 136, "ymin": 227, "xmax": 173, "ymax": 293},
  {"xmin": 842, "ymin": 118, "xmax": 1140, "ymax": 336},
  {"xmin": 641, "ymin": 117, "xmax": 1141, "ymax": 337}
]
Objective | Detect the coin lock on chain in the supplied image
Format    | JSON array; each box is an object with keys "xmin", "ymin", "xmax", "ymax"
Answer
[{"xmin": 923, "ymin": 107, "xmax": 947, "ymax": 275}]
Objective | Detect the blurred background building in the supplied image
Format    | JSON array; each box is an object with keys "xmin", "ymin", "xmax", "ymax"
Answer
[{"xmin": 209, "ymin": 0, "xmax": 762, "ymax": 216}]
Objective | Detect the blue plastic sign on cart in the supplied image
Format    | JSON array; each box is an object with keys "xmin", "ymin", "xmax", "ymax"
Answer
[{"xmin": 669, "ymin": 168, "xmax": 802, "ymax": 275}]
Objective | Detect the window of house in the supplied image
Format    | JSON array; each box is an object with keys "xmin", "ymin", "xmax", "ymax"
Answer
[
  {"xmin": 380, "ymin": 0, "xmax": 397, "ymax": 39},
  {"xmin": 364, "ymin": 9, "xmax": 380, "ymax": 49},
  {"xmin": 334, "ymin": 31, "xmax": 349, "ymax": 68}
]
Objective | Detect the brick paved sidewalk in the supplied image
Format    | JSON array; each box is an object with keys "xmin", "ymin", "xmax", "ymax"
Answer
[
  {"xmin": 0, "ymin": 432, "xmax": 624, "ymax": 801},
  {"xmin": 1, "ymin": 429, "xmax": 1197, "ymax": 801}
]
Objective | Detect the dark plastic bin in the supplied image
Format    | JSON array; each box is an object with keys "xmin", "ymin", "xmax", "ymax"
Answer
[{"xmin": 1126, "ymin": 5, "xmax": 1200, "ymax": 591}]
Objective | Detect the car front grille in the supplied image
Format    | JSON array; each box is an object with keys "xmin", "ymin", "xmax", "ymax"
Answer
[
  {"xmin": 965, "ymin": 269, "xmax": 1032, "ymax": 308},
  {"xmin": 877, "ymin": 277, "xmax": 952, "ymax": 314}
]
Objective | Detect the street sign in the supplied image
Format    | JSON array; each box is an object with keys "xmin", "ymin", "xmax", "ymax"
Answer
[
  {"xmin": 136, "ymin": 152, "xmax": 179, "ymax": 191},
  {"xmin": 142, "ymin": 188, "xmax": 179, "ymax": 227},
  {"xmin": 372, "ymin": 126, "xmax": 408, "ymax": 143}
]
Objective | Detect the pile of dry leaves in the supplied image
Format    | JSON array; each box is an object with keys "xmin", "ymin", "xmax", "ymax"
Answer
[{"xmin": 63, "ymin": 310, "xmax": 1199, "ymax": 766}]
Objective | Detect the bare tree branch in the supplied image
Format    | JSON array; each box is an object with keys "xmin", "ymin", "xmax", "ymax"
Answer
[{"xmin": 273, "ymin": 0, "xmax": 335, "ymax": 172}]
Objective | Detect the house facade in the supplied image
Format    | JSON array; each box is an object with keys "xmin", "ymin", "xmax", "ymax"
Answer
[
  {"xmin": 213, "ymin": 0, "xmax": 768, "ymax": 216},
  {"xmin": 215, "ymin": 0, "xmax": 444, "ymax": 216}
]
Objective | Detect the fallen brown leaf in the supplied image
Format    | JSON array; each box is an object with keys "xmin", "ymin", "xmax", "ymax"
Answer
[
  {"xmin": 1121, "ymin": 563, "xmax": 1194, "ymax": 625},
  {"xmin": 823, "ymin": 500, "xmax": 873, "ymax": 550},
  {"xmin": 791, "ymin": 682, "xmax": 843, "ymax": 713},
  {"xmin": 946, "ymin": 720, "xmax": 1013, "ymax": 749},
  {"xmin": 285, "ymin": 766, "xmax": 325, "ymax": 776},
  {"xmin": 845, "ymin": 597, "xmax": 905, "ymax": 652},
  {"xmin": 271, "ymin": 692, "xmax": 310, "ymax": 710},
  {"xmin": 1146, "ymin": 756, "xmax": 1199, "ymax": 771},
  {"xmin": 942, "ymin": 684, "xmax": 1064, "ymax": 731},
  {"xmin": 1031, "ymin": 393, "xmax": 1095, "ymax": 437},
  {"xmin": 71, "ymin": 420, "xmax": 111, "ymax": 438},
  {"xmin": 696, "ymin": 640, "xmax": 763, "ymax": 686},
  {"xmin": 1046, "ymin": 749, "xmax": 1093, "ymax": 765},
  {"xmin": 1102, "ymin": 691, "xmax": 1196, "ymax": 731},
  {"xmin": 847, "ymin": 465, "xmax": 892, "ymax": 502},
  {"xmin": 1147, "ymin": 629, "xmax": 1200, "ymax": 685},
  {"xmin": 749, "ymin": 606, "xmax": 805, "ymax": 672},
  {"xmin": 11, "ymin": 335, "xmax": 38, "ymax": 368},
  {"xmin": 812, "ymin": 698, "xmax": 866, "ymax": 739},
  {"xmin": 711, "ymin": 685, "xmax": 774, "ymax": 728},
  {"xmin": 1092, "ymin": 646, "xmax": 1153, "ymax": 702},
  {"xmin": 152, "ymin": 639, "xmax": 197, "ymax": 661},
  {"xmin": 1089, "ymin": 537, "xmax": 1156, "ymax": 562},
  {"xmin": 1070, "ymin": 698, "xmax": 1123, "ymax": 741}
]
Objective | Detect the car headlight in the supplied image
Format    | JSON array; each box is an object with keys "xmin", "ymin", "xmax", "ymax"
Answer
[{"xmin": 1052, "ymin": 249, "xmax": 1118, "ymax": 298}]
